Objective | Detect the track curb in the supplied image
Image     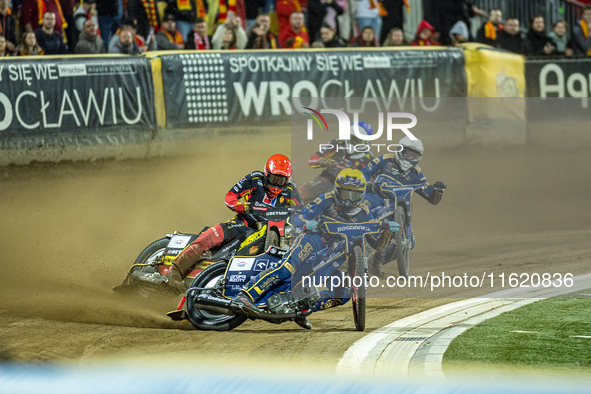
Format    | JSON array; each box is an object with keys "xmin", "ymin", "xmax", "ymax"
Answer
[{"xmin": 336, "ymin": 273, "xmax": 591, "ymax": 378}]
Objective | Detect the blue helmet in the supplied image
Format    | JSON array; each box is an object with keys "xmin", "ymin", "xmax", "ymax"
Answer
[
  {"xmin": 344, "ymin": 121, "xmax": 373, "ymax": 160},
  {"xmin": 349, "ymin": 121, "xmax": 373, "ymax": 145}
]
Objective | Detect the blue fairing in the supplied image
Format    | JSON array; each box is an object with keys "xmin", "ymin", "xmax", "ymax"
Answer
[
  {"xmin": 222, "ymin": 242, "xmax": 350, "ymax": 307},
  {"xmin": 221, "ymin": 218, "xmax": 385, "ymax": 309},
  {"xmin": 222, "ymin": 254, "xmax": 284, "ymax": 299}
]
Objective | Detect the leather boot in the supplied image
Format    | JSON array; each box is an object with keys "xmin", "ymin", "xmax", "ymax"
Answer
[
  {"xmin": 167, "ymin": 249, "xmax": 202, "ymax": 293},
  {"xmin": 370, "ymin": 251, "xmax": 385, "ymax": 278},
  {"xmin": 167, "ymin": 225, "xmax": 225, "ymax": 293}
]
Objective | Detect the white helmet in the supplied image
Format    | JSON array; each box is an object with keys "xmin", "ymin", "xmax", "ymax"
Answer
[{"xmin": 395, "ymin": 136, "xmax": 424, "ymax": 173}]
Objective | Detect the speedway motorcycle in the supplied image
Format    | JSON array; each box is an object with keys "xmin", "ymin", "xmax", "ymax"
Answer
[
  {"xmin": 167, "ymin": 219, "xmax": 396, "ymax": 331},
  {"xmin": 369, "ymin": 174, "xmax": 445, "ymax": 278},
  {"xmin": 113, "ymin": 205, "xmax": 299, "ymax": 297}
]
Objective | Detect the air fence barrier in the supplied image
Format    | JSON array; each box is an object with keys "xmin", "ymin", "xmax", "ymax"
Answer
[
  {"xmin": 0, "ymin": 47, "xmax": 589, "ymax": 165},
  {"xmin": 0, "ymin": 55, "xmax": 156, "ymax": 165}
]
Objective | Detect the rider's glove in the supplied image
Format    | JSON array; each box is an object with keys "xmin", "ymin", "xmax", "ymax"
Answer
[
  {"xmin": 234, "ymin": 203, "xmax": 248, "ymax": 214},
  {"xmin": 384, "ymin": 220, "xmax": 400, "ymax": 233},
  {"xmin": 318, "ymin": 158, "xmax": 332, "ymax": 168},
  {"xmin": 432, "ymin": 181, "xmax": 446, "ymax": 191},
  {"xmin": 366, "ymin": 182, "xmax": 379, "ymax": 194},
  {"xmin": 304, "ymin": 220, "xmax": 318, "ymax": 232}
]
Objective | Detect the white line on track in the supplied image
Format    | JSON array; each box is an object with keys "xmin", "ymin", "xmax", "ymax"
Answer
[{"xmin": 336, "ymin": 273, "xmax": 591, "ymax": 378}]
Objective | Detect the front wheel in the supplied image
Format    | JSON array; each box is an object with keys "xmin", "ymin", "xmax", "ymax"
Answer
[
  {"xmin": 394, "ymin": 206, "xmax": 410, "ymax": 278},
  {"xmin": 350, "ymin": 245, "xmax": 366, "ymax": 331},
  {"xmin": 185, "ymin": 262, "xmax": 247, "ymax": 331}
]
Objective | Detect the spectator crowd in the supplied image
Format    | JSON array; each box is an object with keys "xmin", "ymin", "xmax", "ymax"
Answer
[{"xmin": 0, "ymin": 0, "xmax": 590, "ymax": 58}]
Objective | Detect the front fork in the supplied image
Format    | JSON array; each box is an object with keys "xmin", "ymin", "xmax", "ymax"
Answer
[
  {"xmin": 403, "ymin": 205, "xmax": 415, "ymax": 250},
  {"xmin": 407, "ymin": 222, "xmax": 415, "ymax": 249}
]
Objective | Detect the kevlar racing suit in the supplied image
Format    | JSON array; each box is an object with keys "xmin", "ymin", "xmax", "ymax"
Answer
[
  {"xmin": 361, "ymin": 153, "xmax": 443, "ymax": 263},
  {"xmin": 169, "ymin": 171, "xmax": 301, "ymax": 290},
  {"xmin": 239, "ymin": 191, "xmax": 387, "ymax": 311},
  {"xmin": 362, "ymin": 153, "xmax": 443, "ymax": 207},
  {"xmin": 298, "ymin": 139, "xmax": 374, "ymax": 203}
]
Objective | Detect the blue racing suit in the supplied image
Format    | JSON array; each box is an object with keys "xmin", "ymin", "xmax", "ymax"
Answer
[
  {"xmin": 362, "ymin": 154, "xmax": 443, "ymax": 253},
  {"xmin": 362, "ymin": 154, "xmax": 442, "ymax": 206},
  {"xmin": 240, "ymin": 191, "xmax": 384, "ymax": 311}
]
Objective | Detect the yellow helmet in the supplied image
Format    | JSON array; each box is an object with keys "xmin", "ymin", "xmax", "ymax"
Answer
[{"xmin": 334, "ymin": 169, "xmax": 366, "ymax": 216}]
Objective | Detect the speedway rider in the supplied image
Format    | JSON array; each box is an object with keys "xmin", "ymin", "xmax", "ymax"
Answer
[
  {"xmin": 298, "ymin": 121, "xmax": 375, "ymax": 204},
  {"xmin": 362, "ymin": 136, "xmax": 446, "ymax": 276},
  {"xmin": 167, "ymin": 154, "xmax": 301, "ymax": 292},
  {"xmin": 230, "ymin": 168, "xmax": 398, "ymax": 329}
]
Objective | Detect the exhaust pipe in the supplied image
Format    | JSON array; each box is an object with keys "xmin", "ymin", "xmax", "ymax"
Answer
[
  {"xmin": 194, "ymin": 293, "xmax": 237, "ymax": 316},
  {"xmin": 193, "ymin": 292, "xmax": 299, "ymax": 320}
]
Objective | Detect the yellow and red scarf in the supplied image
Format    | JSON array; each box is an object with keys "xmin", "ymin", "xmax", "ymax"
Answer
[
  {"xmin": 0, "ymin": 7, "xmax": 12, "ymax": 37},
  {"xmin": 162, "ymin": 29, "xmax": 184, "ymax": 45},
  {"xmin": 218, "ymin": 0, "xmax": 236, "ymax": 24},
  {"xmin": 177, "ymin": 0, "xmax": 207, "ymax": 18},
  {"xmin": 141, "ymin": 0, "xmax": 159, "ymax": 28},
  {"xmin": 37, "ymin": 0, "xmax": 67, "ymax": 29},
  {"xmin": 292, "ymin": 35, "xmax": 304, "ymax": 48},
  {"xmin": 268, "ymin": 33, "xmax": 277, "ymax": 49},
  {"xmin": 177, "ymin": 0, "xmax": 191, "ymax": 10},
  {"xmin": 581, "ymin": 19, "xmax": 591, "ymax": 55}
]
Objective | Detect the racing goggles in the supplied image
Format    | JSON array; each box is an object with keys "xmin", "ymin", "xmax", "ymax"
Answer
[
  {"xmin": 400, "ymin": 148, "xmax": 421, "ymax": 161},
  {"xmin": 336, "ymin": 188, "xmax": 364, "ymax": 203},
  {"xmin": 267, "ymin": 174, "xmax": 288, "ymax": 187}
]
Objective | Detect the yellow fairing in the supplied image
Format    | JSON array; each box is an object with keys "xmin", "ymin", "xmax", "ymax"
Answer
[{"xmin": 240, "ymin": 225, "xmax": 267, "ymax": 249}]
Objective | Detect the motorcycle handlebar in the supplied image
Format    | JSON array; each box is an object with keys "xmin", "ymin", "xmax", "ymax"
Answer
[
  {"xmin": 302, "ymin": 220, "xmax": 394, "ymax": 234},
  {"xmin": 247, "ymin": 203, "xmax": 303, "ymax": 213},
  {"xmin": 241, "ymin": 204, "xmax": 301, "ymax": 226},
  {"xmin": 373, "ymin": 182, "xmax": 445, "ymax": 199}
]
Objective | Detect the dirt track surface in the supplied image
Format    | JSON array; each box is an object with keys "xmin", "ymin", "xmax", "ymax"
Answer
[{"xmin": 1, "ymin": 132, "xmax": 590, "ymax": 370}]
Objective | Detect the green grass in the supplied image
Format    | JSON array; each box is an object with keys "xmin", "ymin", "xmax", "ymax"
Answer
[{"xmin": 443, "ymin": 293, "xmax": 591, "ymax": 376}]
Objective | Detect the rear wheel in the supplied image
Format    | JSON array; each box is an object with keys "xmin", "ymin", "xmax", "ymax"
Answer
[
  {"xmin": 394, "ymin": 206, "xmax": 410, "ymax": 278},
  {"xmin": 350, "ymin": 245, "xmax": 366, "ymax": 331},
  {"xmin": 126, "ymin": 238, "xmax": 170, "ymax": 296},
  {"xmin": 185, "ymin": 262, "xmax": 247, "ymax": 331}
]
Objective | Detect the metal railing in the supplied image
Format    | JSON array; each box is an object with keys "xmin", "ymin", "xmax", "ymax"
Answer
[
  {"xmin": 398, "ymin": 0, "xmax": 588, "ymax": 43},
  {"xmin": 471, "ymin": 0, "xmax": 588, "ymax": 32}
]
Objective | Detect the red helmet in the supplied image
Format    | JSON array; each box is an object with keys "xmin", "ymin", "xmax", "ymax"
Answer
[{"xmin": 264, "ymin": 154, "xmax": 292, "ymax": 197}]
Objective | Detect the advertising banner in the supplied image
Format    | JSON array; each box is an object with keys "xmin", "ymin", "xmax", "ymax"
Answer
[
  {"xmin": 160, "ymin": 48, "xmax": 467, "ymax": 128},
  {"xmin": 0, "ymin": 56, "xmax": 156, "ymax": 140},
  {"xmin": 525, "ymin": 60, "xmax": 591, "ymax": 145},
  {"xmin": 463, "ymin": 43, "xmax": 525, "ymax": 98},
  {"xmin": 462, "ymin": 44, "xmax": 527, "ymax": 145},
  {"xmin": 526, "ymin": 58, "xmax": 591, "ymax": 99}
]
